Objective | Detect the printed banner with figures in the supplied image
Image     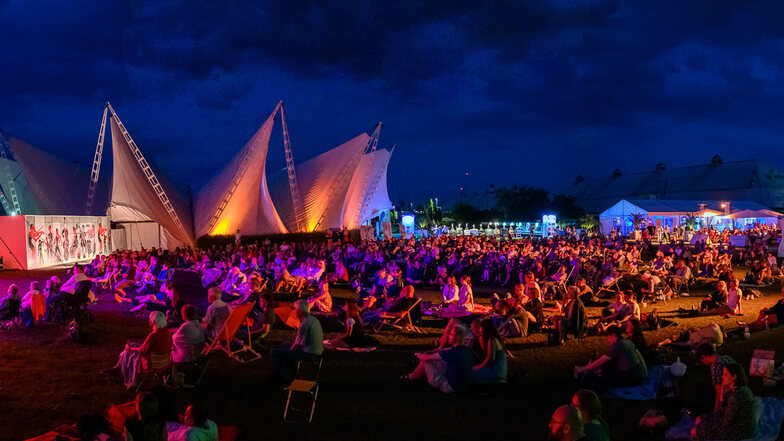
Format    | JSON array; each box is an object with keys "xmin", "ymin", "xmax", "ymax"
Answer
[{"xmin": 25, "ymin": 215, "xmax": 111, "ymax": 269}]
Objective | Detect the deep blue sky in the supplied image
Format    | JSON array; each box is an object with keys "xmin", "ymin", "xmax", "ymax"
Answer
[{"xmin": 2, "ymin": 0, "xmax": 784, "ymax": 206}]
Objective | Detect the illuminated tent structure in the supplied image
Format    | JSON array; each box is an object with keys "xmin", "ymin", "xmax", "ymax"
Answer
[
  {"xmin": 103, "ymin": 105, "xmax": 195, "ymax": 249},
  {"xmin": 268, "ymin": 126, "xmax": 391, "ymax": 232},
  {"xmin": 341, "ymin": 146, "xmax": 394, "ymax": 229},
  {"xmin": 0, "ymin": 133, "xmax": 100, "ymax": 216},
  {"xmin": 194, "ymin": 103, "xmax": 288, "ymax": 237}
]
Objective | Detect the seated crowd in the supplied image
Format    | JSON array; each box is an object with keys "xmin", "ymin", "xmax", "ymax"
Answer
[{"xmin": 11, "ymin": 224, "xmax": 784, "ymax": 441}]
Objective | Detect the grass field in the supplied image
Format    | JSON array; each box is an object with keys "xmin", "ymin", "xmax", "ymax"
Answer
[{"xmin": 1, "ymin": 269, "xmax": 783, "ymax": 441}]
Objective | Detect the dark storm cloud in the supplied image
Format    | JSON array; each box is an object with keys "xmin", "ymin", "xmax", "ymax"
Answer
[{"xmin": 2, "ymin": 0, "xmax": 784, "ymax": 202}]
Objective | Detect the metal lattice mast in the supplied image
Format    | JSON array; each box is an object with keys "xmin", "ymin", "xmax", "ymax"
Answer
[
  {"xmin": 0, "ymin": 189, "xmax": 11, "ymax": 214},
  {"xmin": 86, "ymin": 104, "xmax": 108, "ymax": 214},
  {"xmin": 280, "ymin": 103, "xmax": 305, "ymax": 232},
  {"xmin": 0, "ymin": 130, "xmax": 21, "ymax": 214},
  {"xmin": 358, "ymin": 143, "xmax": 393, "ymax": 225},
  {"xmin": 349, "ymin": 123, "xmax": 383, "ymax": 227},
  {"xmin": 205, "ymin": 102, "xmax": 282, "ymax": 234},
  {"xmin": 106, "ymin": 103, "xmax": 188, "ymax": 238},
  {"xmin": 313, "ymin": 122, "xmax": 382, "ymax": 231}
]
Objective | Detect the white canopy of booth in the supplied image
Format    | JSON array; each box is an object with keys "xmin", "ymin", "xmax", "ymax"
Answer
[{"xmin": 599, "ymin": 199, "xmax": 781, "ymax": 235}]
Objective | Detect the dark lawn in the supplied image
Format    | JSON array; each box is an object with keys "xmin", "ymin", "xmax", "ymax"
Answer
[{"xmin": 1, "ymin": 269, "xmax": 784, "ymax": 441}]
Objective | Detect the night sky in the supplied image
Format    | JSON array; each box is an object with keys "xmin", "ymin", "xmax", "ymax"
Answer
[{"xmin": 2, "ymin": 1, "xmax": 784, "ymax": 206}]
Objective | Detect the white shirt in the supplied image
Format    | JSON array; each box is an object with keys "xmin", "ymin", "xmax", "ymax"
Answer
[
  {"xmin": 172, "ymin": 320, "xmax": 206, "ymax": 363},
  {"xmin": 727, "ymin": 288, "xmax": 742, "ymax": 312},
  {"xmin": 442, "ymin": 284, "xmax": 458, "ymax": 303},
  {"xmin": 458, "ymin": 285, "xmax": 472, "ymax": 306},
  {"xmin": 61, "ymin": 272, "xmax": 89, "ymax": 294}
]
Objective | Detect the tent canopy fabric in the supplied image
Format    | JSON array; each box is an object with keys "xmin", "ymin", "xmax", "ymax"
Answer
[
  {"xmin": 342, "ymin": 147, "xmax": 393, "ymax": 229},
  {"xmin": 108, "ymin": 114, "xmax": 194, "ymax": 247},
  {"xmin": 7, "ymin": 137, "xmax": 105, "ymax": 215},
  {"xmin": 727, "ymin": 208, "xmax": 782, "ymax": 219},
  {"xmin": 599, "ymin": 199, "xmax": 778, "ymax": 218},
  {"xmin": 194, "ymin": 104, "xmax": 287, "ymax": 237},
  {"xmin": 269, "ymin": 132, "xmax": 371, "ymax": 232}
]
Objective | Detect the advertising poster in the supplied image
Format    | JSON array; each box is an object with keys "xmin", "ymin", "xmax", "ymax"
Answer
[{"xmin": 25, "ymin": 215, "xmax": 110, "ymax": 269}]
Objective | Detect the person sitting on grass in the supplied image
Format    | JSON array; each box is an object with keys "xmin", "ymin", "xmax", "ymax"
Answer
[
  {"xmin": 166, "ymin": 403, "xmax": 218, "ymax": 441},
  {"xmin": 496, "ymin": 299, "xmax": 529, "ymax": 338},
  {"xmin": 597, "ymin": 291, "xmax": 638, "ymax": 334},
  {"xmin": 571, "ymin": 389, "xmax": 610, "ymax": 441},
  {"xmin": 471, "ymin": 319, "xmax": 507, "ymax": 384},
  {"xmin": 307, "ymin": 280, "xmax": 333, "ymax": 314},
  {"xmin": 739, "ymin": 284, "xmax": 784, "ymax": 332},
  {"xmin": 524, "ymin": 285, "xmax": 545, "ymax": 332},
  {"xmin": 698, "ymin": 280, "xmax": 728, "ymax": 313},
  {"xmin": 401, "ymin": 322, "xmax": 473, "ymax": 393},
  {"xmin": 552, "ymin": 286, "xmax": 586, "ymax": 344},
  {"xmin": 130, "ymin": 280, "xmax": 173, "ymax": 314},
  {"xmin": 656, "ymin": 323, "xmax": 724, "ymax": 350},
  {"xmin": 574, "ymin": 325, "xmax": 647, "ymax": 390},
  {"xmin": 547, "ymin": 404, "xmax": 585, "ymax": 441},
  {"xmin": 327, "ymin": 299, "xmax": 378, "ymax": 349},
  {"xmin": 576, "ymin": 277, "xmax": 599, "ymax": 306},
  {"xmin": 696, "ymin": 343, "xmax": 736, "ymax": 413},
  {"xmin": 692, "ymin": 363, "xmax": 758, "ymax": 441},
  {"xmin": 441, "ymin": 275, "xmax": 459, "ymax": 305},
  {"xmin": 361, "ymin": 285, "xmax": 419, "ymax": 325},
  {"xmin": 125, "ymin": 391, "xmax": 166, "ymax": 441}
]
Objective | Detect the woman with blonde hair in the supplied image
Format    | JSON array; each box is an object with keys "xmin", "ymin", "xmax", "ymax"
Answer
[{"xmin": 458, "ymin": 275, "xmax": 474, "ymax": 310}]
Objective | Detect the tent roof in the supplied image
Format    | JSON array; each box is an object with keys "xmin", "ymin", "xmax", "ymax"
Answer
[
  {"xmin": 5, "ymin": 137, "xmax": 104, "ymax": 215},
  {"xmin": 194, "ymin": 104, "xmax": 287, "ymax": 237},
  {"xmin": 268, "ymin": 132, "xmax": 371, "ymax": 231},
  {"xmin": 108, "ymin": 113, "xmax": 194, "ymax": 247},
  {"xmin": 600, "ymin": 199, "xmax": 776, "ymax": 217}
]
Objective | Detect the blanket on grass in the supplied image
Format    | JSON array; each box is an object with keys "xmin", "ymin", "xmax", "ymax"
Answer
[{"xmin": 603, "ymin": 365, "xmax": 663, "ymax": 401}]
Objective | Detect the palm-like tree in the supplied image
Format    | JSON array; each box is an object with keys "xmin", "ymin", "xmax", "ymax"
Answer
[{"xmin": 628, "ymin": 212, "xmax": 646, "ymax": 230}]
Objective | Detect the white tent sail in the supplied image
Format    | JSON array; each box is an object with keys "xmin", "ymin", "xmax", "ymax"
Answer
[
  {"xmin": 107, "ymin": 113, "xmax": 194, "ymax": 248},
  {"xmin": 194, "ymin": 104, "xmax": 287, "ymax": 237},
  {"xmin": 342, "ymin": 148, "xmax": 394, "ymax": 228},
  {"xmin": 269, "ymin": 132, "xmax": 371, "ymax": 231},
  {"xmin": 7, "ymin": 137, "xmax": 97, "ymax": 215}
]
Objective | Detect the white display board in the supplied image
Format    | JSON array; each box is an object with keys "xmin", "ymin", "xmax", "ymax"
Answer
[{"xmin": 25, "ymin": 215, "xmax": 110, "ymax": 269}]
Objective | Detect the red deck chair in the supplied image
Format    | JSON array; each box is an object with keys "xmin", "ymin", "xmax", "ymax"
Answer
[{"xmin": 204, "ymin": 302, "xmax": 261, "ymax": 363}]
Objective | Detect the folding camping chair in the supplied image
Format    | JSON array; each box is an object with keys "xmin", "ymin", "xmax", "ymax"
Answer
[
  {"xmin": 596, "ymin": 280, "xmax": 622, "ymax": 299},
  {"xmin": 375, "ymin": 298, "xmax": 422, "ymax": 333},
  {"xmin": 136, "ymin": 352, "xmax": 173, "ymax": 392},
  {"xmin": 178, "ymin": 341, "xmax": 210, "ymax": 388},
  {"xmin": 204, "ymin": 302, "xmax": 261, "ymax": 363},
  {"xmin": 284, "ymin": 357, "xmax": 323, "ymax": 424}
]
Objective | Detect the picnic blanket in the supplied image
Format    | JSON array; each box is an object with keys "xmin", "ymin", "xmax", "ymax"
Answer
[
  {"xmin": 603, "ymin": 365, "xmax": 664, "ymax": 401},
  {"xmin": 666, "ymin": 396, "xmax": 784, "ymax": 441},
  {"xmin": 323, "ymin": 339, "xmax": 377, "ymax": 352}
]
